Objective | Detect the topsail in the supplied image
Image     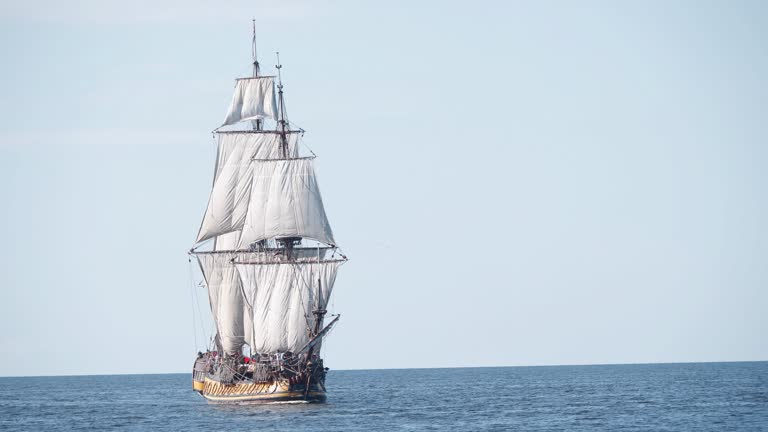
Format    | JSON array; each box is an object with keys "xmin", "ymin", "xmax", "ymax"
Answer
[
  {"xmin": 222, "ymin": 77, "xmax": 279, "ymax": 126},
  {"xmin": 236, "ymin": 158, "xmax": 336, "ymax": 248},
  {"xmin": 195, "ymin": 131, "xmax": 301, "ymax": 244}
]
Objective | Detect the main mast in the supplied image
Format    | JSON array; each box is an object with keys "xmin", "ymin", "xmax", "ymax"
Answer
[{"xmin": 274, "ymin": 52, "xmax": 301, "ymax": 257}]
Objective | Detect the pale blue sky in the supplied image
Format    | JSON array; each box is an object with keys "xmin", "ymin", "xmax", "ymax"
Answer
[{"xmin": 0, "ymin": 1, "xmax": 766, "ymax": 376}]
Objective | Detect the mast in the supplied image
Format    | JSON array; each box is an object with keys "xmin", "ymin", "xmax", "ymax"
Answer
[
  {"xmin": 251, "ymin": 19, "xmax": 263, "ymax": 132},
  {"xmin": 276, "ymin": 52, "xmax": 289, "ymax": 158},
  {"xmin": 304, "ymin": 276, "xmax": 327, "ymax": 398},
  {"xmin": 307, "ymin": 276, "xmax": 327, "ymax": 357},
  {"xmin": 274, "ymin": 51, "xmax": 301, "ymax": 257},
  {"xmin": 311, "ymin": 277, "xmax": 327, "ymax": 337},
  {"xmin": 250, "ymin": 22, "xmax": 266, "ymax": 264}
]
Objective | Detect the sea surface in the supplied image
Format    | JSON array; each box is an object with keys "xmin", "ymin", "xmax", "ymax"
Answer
[{"xmin": 0, "ymin": 362, "xmax": 766, "ymax": 431}]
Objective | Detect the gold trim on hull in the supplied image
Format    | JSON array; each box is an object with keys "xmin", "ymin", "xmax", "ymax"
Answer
[{"xmin": 198, "ymin": 377, "xmax": 326, "ymax": 404}]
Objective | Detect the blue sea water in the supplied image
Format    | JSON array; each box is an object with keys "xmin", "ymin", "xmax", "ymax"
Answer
[{"xmin": 0, "ymin": 362, "xmax": 766, "ymax": 431}]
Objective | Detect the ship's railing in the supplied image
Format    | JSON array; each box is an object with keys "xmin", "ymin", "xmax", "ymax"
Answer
[{"xmin": 198, "ymin": 350, "xmax": 324, "ymax": 385}]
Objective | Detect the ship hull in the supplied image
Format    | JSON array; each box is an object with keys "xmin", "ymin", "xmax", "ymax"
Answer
[{"xmin": 197, "ymin": 376, "xmax": 327, "ymax": 404}]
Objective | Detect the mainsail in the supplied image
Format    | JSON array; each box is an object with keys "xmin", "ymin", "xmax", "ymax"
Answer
[
  {"xmin": 191, "ymin": 52, "xmax": 345, "ymax": 360},
  {"xmin": 235, "ymin": 261, "xmax": 342, "ymax": 353}
]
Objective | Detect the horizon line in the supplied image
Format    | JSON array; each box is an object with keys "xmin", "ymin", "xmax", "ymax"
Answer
[{"xmin": 1, "ymin": 359, "xmax": 765, "ymax": 379}]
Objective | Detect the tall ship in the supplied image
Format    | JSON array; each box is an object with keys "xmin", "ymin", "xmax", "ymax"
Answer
[{"xmin": 189, "ymin": 24, "xmax": 347, "ymax": 404}]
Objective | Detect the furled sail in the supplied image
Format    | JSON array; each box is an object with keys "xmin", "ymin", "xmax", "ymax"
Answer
[
  {"xmin": 237, "ymin": 158, "xmax": 336, "ymax": 248},
  {"xmin": 196, "ymin": 132, "xmax": 300, "ymax": 244},
  {"xmin": 196, "ymin": 253, "xmax": 249, "ymax": 355},
  {"xmin": 235, "ymin": 261, "xmax": 344, "ymax": 353},
  {"xmin": 222, "ymin": 77, "xmax": 278, "ymax": 126}
]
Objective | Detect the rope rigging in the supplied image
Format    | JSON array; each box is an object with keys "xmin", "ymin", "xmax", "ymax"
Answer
[{"xmin": 188, "ymin": 257, "xmax": 210, "ymax": 350}]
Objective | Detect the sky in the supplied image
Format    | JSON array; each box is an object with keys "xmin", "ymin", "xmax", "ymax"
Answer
[{"xmin": 0, "ymin": 0, "xmax": 766, "ymax": 377}]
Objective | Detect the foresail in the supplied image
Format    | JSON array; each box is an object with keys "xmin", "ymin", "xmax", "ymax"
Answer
[
  {"xmin": 237, "ymin": 158, "xmax": 336, "ymax": 248},
  {"xmin": 196, "ymin": 132, "xmax": 300, "ymax": 244},
  {"xmin": 211, "ymin": 237, "xmax": 253, "ymax": 350},
  {"xmin": 235, "ymin": 261, "xmax": 343, "ymax": 353},
  {"xmin": 222, "ymin": 77, "xmax": 278, "ymax": 126},
  {"xmin": 196, "ymin": 253, "xmax": 248, "ymax": 355}
]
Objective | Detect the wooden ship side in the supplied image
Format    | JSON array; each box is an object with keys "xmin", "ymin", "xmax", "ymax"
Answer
[{"xmin": 197, "ymin": 377, "xmax": 326, "ymax": 403}]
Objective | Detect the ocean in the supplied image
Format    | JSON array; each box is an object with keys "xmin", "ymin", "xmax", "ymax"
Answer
[{"xmin": 1, "ymin": 362, "xmax": 766, "ymax": 431}]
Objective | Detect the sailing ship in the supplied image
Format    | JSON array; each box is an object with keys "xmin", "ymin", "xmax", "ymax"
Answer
[{"xmin": 189, "ymin": 24, "xmax": 347, "ymax": 404}]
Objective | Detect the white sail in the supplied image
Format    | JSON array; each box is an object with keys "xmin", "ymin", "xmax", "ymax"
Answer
[
  {"xmin": 196, "ymin": 132, "xmax": 300, "ymax": 244},
  {"xmin": 237, "ymin": 158, "xmax": 336, "ymax": 248},
  {"xmin": 195, "ymin": 249, "xmax": 332, "ymax": 353},
  {"xmin": 213, "ymin": 231, "xmax": 240, "ymax": 251},
  {"xmin": 217, "ymin": 132, "xmax": 299, "ymax": 162},
  {"xmin": 197, "ymin": 253, "xmax": 248, "ymax": 355},
  {"xmin": 222, "ymin": 77, "xmax": 278, "ymax": 126},
  {"xmin": 211, "ymin": 240, "xmax": 254, "ymax": 351},
  {"xmin": 235, "ymin": 261, "xmax": 343, "ymax": 353}
]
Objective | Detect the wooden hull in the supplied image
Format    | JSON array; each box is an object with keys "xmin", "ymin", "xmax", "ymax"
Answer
[{"xmin": 196, "ymin": 376, "xmax": 327, "ymax": 404}]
